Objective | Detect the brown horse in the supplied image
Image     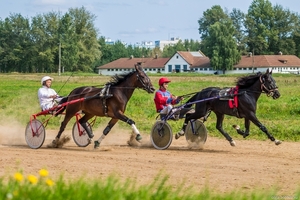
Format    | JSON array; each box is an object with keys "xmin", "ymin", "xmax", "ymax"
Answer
[{"xmin": 50, "ymin": 63, "xmax": 155, "ymax": 148}]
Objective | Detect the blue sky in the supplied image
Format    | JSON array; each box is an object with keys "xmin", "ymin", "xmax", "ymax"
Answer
[{"xmin": 0, "ymin": 0, "xmax": 298, "ymax": 44}]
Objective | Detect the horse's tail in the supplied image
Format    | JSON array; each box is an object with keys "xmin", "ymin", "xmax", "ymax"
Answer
[
  {"xmin": 54, "ymin": 96, "xmax": 68, "ymax": 116},
  {"xmin": 184, "ymin": 92, "xmax": 200, "ymax": 108}
]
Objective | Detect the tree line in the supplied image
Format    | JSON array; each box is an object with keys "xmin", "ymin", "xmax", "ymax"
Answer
[{"xmin": 0, "ymin": 0, "xmax": 299, "ymax": 73}]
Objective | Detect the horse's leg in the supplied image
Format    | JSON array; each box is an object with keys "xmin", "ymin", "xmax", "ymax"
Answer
[
  {"xmin": 78, "ymin": 113, "xmax": 94, "ymax": 138},
  {"xmin": 249, "ymin": 115, "xmax": 282, "ymax": 145},
  {"xmin": 215, "ymin": 113, "xmax": 236, "ymax": 146},
  {"xmin": 94, "ymin": 118, "xmax": 119, "ymax": 149},
  {"xmin": 49, "ymin": 110, "xmax": 75, "ymax": 148},
  {"xmin": 175, "ymin": 114, "xmax": 190, "ymax": 139},
  {"xmin": 233, "ymin": 118, "xmax": 250, "ymax": 138}
]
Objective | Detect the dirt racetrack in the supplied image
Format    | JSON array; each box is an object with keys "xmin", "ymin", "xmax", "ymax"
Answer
[{"xmin": 0, "ymin": 124, "xmax": 299, "ymax": 196}]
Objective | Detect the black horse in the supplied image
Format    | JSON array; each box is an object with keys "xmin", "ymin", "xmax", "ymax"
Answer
[
  {"xmin": 176, "ymin": 69, "xmax": 281, "ymax": 146},
  {"xmin": 50, "ymin": 63, "xmax": 155, "ymax": 148}
]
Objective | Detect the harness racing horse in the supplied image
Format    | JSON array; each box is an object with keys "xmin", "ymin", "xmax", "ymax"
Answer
[
  {"xmin": 50, "ymin": 63, "xmax": 155, "ymax": 149},
  {"xmin": 176, "ymin": 69, "xmax": 281, "ymax": 146}
]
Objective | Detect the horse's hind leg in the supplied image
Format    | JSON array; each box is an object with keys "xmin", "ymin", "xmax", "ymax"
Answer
[
  {"xmin": 94, "ymin": 118, "xmax": 119, "ymax": 149},
  {"xmin": 215, "ymin": 113, "xmax": 236, "ymax": 146},
  {"xmin": 175, "ymin": 111, "xmax": 203, "ymax": 139},
  {"xmin": 78, "ymin": 113, "xmax": 94, "ymax": 139}
]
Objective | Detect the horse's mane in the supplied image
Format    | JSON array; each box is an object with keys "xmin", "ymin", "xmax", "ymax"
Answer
[
  {"xmin": 107, "ymin": 71, "xmax": 136, "ymax": 86},
  {"xmin": 236, "ymin": 72, "xmax": 262, "ymax": 88}
]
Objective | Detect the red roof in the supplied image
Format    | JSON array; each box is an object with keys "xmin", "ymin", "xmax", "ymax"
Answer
[
  {"xmin": 98, "ymin": 57, "xmax": 170, "ymax": 69},
  {"xmin": 235, "ymin": 55, "xmax": 300, "ymax": 68},
  {"xmin": 177, "ymin": 51, "xmax": 211, "ymax": 68}
]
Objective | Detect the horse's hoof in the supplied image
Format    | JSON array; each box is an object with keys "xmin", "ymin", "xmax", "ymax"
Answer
[
  {"xmin": 232, "ymin": 125, "xmax": 240, "ymax": 130},
  {"xmin": 47, "ymin": 139, "xmax": 58, "ymax": 148},
  {"xmin": 94, "ymin": 141, "xmax": 100, "ymax": 149},
  {"xmin": 243, "ymin": 133, "xmax": 249, "ymax": 138},
  {"xmin": 175, "ymin": 133, "xmax": 180, "ymax": 140},
  {"xmin": 230, "ymin": 140, "xmax": 236, "ymax": 146},
  {"xmin": 175, "ymin": 130, "xmax": 184, "ymax": 140},
  {"xmin": 135, "ymin": 134, "xmax": 142, "ymax": 141},
  {"xmin": 87, "ymin": 138, "xmax": 92, "ymax": 145},
  {"xmin": 275, "ymin": 140, "xmax": 282, "ymax": 145}
]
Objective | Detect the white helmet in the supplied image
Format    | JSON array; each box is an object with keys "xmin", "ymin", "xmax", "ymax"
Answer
[{"xmin": 41, "ymin": 76, "xmax": 53, "ymax": 85}]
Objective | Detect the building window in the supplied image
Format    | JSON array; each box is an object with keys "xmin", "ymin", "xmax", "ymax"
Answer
[
  {"xmin": 183, "ymin": 65, "xmax": 187, "ymax": 71},
  {"xmin": 176, "ymin": 55, "xmax": 179, "ymax": 59},
  {"xmin": 108, "ymin": 69, "xmax": 110, "ymax": 71}
]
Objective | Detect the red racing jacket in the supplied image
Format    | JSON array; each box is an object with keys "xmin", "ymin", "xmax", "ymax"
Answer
[{"xmin": 154, "ymin": 89, "xmax": 179, "ymax": 112}]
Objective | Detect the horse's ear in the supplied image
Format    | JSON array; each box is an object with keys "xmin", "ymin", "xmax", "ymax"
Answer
[
  {"xmin": 135, "ymin": 62, "xmax": 142, "ymax": 72},
  {"xmin": 266, "ymin": 68, "xmax": 272, "ymax": 75}
]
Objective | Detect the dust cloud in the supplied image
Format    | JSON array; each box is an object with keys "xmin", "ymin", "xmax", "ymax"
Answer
[{"xmin": 0, "ymin": 119, "xmax": 27, "ymax": 146}]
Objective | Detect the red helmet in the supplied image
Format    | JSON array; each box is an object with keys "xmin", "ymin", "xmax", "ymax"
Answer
[{"xmin": 159, "ymin": 77, "xmax": 171, "ymax": 86}]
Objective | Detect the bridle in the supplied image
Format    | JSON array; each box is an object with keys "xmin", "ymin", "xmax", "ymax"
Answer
[
  {"xmin": 136, "ymin": 72, "xmax": 152, "ymax": 92},
  {"xmin": 259, "ymin": 75, "xmax": 278, "ymax": 97}
]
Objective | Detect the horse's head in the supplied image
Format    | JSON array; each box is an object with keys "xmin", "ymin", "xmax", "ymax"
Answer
[
  {"xmin": 260, "ymin": 69, "xmax": 280, "ymax": 99},
  {"xmin": 134, "ymin": 63, "xmax": 155, "ymax": 93}
]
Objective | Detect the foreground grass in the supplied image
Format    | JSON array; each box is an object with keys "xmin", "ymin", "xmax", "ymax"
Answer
[{"xmin": 1, "ymin": 169, "xmax": 299, "ymax": 200}]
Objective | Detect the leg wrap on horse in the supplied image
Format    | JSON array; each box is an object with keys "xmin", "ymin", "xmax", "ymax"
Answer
[
  {"xmin": 103, "ymin": 126, "xmax": 111, "ymax": 135},
  {"xmin": 126, "ymin": 119, "xmax": 135, "ymax": 125},
  {"xmin": 259, "ymin": 125, "xmax": 275, "ymax": 141}
]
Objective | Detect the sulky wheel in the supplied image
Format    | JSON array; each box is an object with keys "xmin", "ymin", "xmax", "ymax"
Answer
[
  {"xmin": 25, "ymin": 119, "xmax": 45, "ymax": 149},
  {"xmin": 150, "ymin": 121, "xmax": 173, "ymax": 150},
  {"xmin": 185, "ymin": 119, "xmax": 207, "ymax": 148},
  {"xmin": 72, "ymin": 122, "xmax": 92, "ymax": 147}
]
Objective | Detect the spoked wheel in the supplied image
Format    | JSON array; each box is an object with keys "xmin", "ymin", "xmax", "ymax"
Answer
[
  {"xmin": 72, "ymin": 122, "xmax": 92, "ymax": 147},
  {"xmin": 150, "ymin": 121, "xmax": 173, "ymax": 150},
  {"xmin": 185, "ymin": 119, "xmax": 207, "ymax": 148},
  {"xmin": 25, "ymin": 119, "xmax": 45, "ymax": 149}
]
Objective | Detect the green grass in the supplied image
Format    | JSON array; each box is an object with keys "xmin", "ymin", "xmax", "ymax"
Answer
[
  {"xmin": 1, "ymin": 169, "xmax": 298, "ymax": 200},
  {"xmin": 1, "ymin": 72, "xmax": 300, "ymax": 141}
]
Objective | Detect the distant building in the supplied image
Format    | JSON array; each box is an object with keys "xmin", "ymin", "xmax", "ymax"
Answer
[
  {"xmin": 164, "ymin": 51, "xmax": 210, "ymax": 73},
  {"xmin": 97, "ymin": 51, "xmax": 300, "ymax": 75},
  {"xmin": 97, "ymin": 56, "xmax": 169, "ymax": 76},
  {"xmin": 228, "ymin": 54, "xmax": 300, "ymax": 75},
  {"xmin": 155, "ymin": 37, "xmax": 181, "ymax": 51}
]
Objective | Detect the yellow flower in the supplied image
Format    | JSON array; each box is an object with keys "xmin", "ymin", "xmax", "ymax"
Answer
[
  {"xmin": 39, "ymin": 169, "xmax": 49, "ymax": 177},
  {"xmin": 13, "ymin": 172, "xmax": 23, "ymax": 182},
  {"xmin": 45, "ymin": 179, "xmax": 54, "ymax": 187},
  {"xmin": 27, "ymin": 174, "xmax": 38, "ymax": 184}
]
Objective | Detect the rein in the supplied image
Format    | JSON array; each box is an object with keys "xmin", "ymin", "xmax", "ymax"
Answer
[{"xmin": 259, "ymin": 75, "xmax": 278, "ymax": 97}]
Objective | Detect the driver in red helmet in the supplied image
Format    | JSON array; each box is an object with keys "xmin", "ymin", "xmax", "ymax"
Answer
[{"xmin": 154, "ymin": 77, "xmax": 183, "ymax": 119}]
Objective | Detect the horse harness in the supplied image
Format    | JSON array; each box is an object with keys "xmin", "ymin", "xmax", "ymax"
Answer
[
  {"xmin": 259, "ymin": 75, "xmax": 278, "ymax": 97},
  {"xmin": 99, "ymin": 84, "xmax": 113, "ymax": 116}
]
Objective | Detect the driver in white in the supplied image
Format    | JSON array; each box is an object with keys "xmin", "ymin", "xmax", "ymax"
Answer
[{"xmin": 38, "ymin": 76, "xmax": 61, "ymax": 111}]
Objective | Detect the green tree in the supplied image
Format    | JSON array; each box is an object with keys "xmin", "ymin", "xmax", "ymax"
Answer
[
  {"xmin": 198, "ymin": 5, "xmax": 229, "ymax": 40},
  {"xmin": 0, "ymin": 14, "xmax": 31, "ymax": 72},
  {"xmin": 270, "ymin": 5, "xmax": 298, "ymax": 55},
  {"xmin": 206, "ymin": 20, "xmax": 241, "ymax": 74},
  {"xmin": 245, "ymin": 0, "xmax": 274, "ymax": 55},
  {"xmin": 198, "ymin": 5, "xmax": 230, "ymax": 56},
  {"xmin": 230, "ymin": 9, "xmax": 247, "ymax": 54},
  {"xmin": 67, "ymin": 7, "xmax": 101, "ymax": 72}
]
